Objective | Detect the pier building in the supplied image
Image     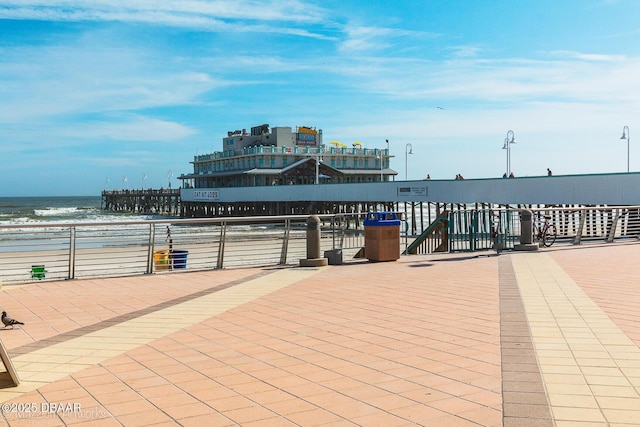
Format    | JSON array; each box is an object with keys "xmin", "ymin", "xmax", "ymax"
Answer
[{"xmin": 177, "ymin": 123, "xmax": 397, "ymax": 188}]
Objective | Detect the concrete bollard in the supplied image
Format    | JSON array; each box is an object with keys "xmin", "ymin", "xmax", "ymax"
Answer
[
  {"xmin": 515, "ymin": 209, "xmax": 539, "ymax": 251},
  {"xmin": 299, "ymin": 215, "xmax": 329, "ymax": 267}
]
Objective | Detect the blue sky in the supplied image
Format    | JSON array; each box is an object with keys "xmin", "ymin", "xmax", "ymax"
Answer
[{"xmin": 1, "ymin": 0, "xmax": 640, "ymax": 196}]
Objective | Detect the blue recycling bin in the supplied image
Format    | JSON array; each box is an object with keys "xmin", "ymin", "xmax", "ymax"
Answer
[
  {"xmin": 171, "ymin": 250, "xmax": 189, "ymax": 269},
  {"xmin": 363, "ymin": 212, "xmax": 401, "ymax": 261}
]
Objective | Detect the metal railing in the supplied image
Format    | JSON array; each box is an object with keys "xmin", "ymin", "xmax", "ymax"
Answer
[
  {"xmin": 449, "ymin": 208, "xmax": 520, "ymax": 252},
  {"xmin": 404, "ymin": 204, "xmax": 640, "ymax": 255},
  {"xmin": 2, "ymin": 205, "xmax": 639, "ymax": 284},
  {"xmin": 0, "ymin": 214, "xmax": 368, "ymax": 284}
]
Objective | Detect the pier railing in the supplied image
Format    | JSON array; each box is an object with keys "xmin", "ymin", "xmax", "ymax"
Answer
[{"xmin": 1, "ymin": 205, "xmax": 639, "ymax": 284}]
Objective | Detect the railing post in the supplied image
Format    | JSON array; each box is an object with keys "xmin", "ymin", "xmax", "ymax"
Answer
[
  {"xmin": 573, "ymin": 209, "xmax": 586, "ymax": 245},
  {"xmin": 68, "ymin": 226, "xmax": 76, "ymax": 280},
  {"xmin": 146, "ymin": 224, "xmax": 155, "ymax": 274},
  {"xmin": 217, "ymin": 222, "xmax": 227, "ymax": 269},
  {"xmin": 279, "ymin": 219, "xmax": 290, "ymax": 264},
  {"xmin": 606, "ymin": 209, "xmax": 621, "ymax": 243},
  {"xmin": 470, "ymin": 210, "xmax": 477, "ymax": 252}
]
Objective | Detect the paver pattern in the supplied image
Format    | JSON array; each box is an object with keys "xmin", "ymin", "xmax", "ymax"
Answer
[{"xmin": 0, "ymin": 242, "xmax": 638, "ymax": 426}]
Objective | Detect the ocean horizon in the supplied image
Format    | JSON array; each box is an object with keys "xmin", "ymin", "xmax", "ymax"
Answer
[{"xmin": 0, "ymin": 195, "xmax": 160, "ymax": 224}]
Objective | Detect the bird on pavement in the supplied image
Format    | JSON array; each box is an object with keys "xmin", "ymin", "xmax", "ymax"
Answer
[{"xmin": 1, "ymin": 311, "xmax": 24, "ymax": 328}]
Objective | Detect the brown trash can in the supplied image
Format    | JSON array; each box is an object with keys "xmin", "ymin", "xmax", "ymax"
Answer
[{"xmin": 364, "ymin": 212, "xmax": 401, "ymax": 261}]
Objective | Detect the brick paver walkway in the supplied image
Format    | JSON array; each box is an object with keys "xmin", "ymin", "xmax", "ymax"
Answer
[{"xmin": 0, "ymin": 242, "xmax": 639, "ymax": 426}]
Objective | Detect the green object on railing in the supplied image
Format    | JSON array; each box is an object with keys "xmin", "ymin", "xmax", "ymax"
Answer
[{"xmin": 31, "ymin": 265, "xmax": 46, "ymax": 279}]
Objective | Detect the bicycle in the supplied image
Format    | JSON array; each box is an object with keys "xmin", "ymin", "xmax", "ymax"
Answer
[{"xmin": 533, "ymin": 213, "xmax": 557, "ymax": 247}]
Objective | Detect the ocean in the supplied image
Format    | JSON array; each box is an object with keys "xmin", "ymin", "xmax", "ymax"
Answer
[
  {"xmin": 0, "ymin": 196, "xmax": 306, "ymax": 281},
  {"xmin": 0, "ymin": 196, "xmax": 159, "ymax": 224}
]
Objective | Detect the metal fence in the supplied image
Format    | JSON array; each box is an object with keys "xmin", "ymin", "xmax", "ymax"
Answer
[
  {"xmin": 0, "ymin": 214, "xmax": 368, "ymax": 284},
  {"xmin": 406, "ymin": 204, "xmax": 640, "ymax": 255},
  {"xmin": 2, "ymin": 205, "xmax": 639, "ymax": 284},
  {"xmin": 448, "ymin": 209, "xmax": 520, "ymax": 252}
]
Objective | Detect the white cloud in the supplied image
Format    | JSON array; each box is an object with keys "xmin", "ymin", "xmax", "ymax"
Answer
[
  {"xmin": 323, "ymin": 53, "xmax": 640, "ymax": 108},
  {"xmin": 0, "ymin": 42, "xmax": 224, "ymax": 123},
  {"xmin": 74, "ymin": 116, "xmax": 198, "ymax": 142},
  {"xmin": 548, "ymin": 50, "xmax": 626, "ymax": 62},
  {"xmin": 0, "ymin": 1, "xmax": 331, "ymax": 37},
  {"xmin": 338, "ymin": 25, "xmax": 440, "ymax": 53},
  {"xmin": 448, "ymin": 45, "xmax": 484, "ymax": 58}
]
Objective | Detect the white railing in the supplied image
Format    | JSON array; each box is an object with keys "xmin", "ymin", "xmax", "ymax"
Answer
[
  {"xmin": 528, "ymin": 205, "xmax": 640, "ymax": 244},
  {"xmin": 406, "ymin": 204, "xmax": 640, "ymax": 254}
]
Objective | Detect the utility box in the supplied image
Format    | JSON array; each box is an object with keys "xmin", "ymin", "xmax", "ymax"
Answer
[{"xmin": 364, "ymin": 212, "xmax": 401, "ymax": 261}]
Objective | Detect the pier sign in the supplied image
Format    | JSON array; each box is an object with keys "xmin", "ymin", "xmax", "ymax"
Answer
[
  {"xmin": 193, "ymin": 190, "xmax": 220, "ymax": 200},
  {"xmin": 397, "ymin": 186, "xmax": 428, "ymax": 197}
]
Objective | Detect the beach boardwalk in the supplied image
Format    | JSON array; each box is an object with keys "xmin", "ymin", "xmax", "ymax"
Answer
[{"xmin": 0, "ymin": 243, "xmax": 639, "ymax": 425}]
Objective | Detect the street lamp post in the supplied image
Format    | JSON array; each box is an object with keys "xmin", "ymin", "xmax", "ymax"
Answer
[
  {"xmin": 379, "ymin": 153, "xmax": 383, "ymax": 181},
  {"xmin": 405, "ymin": 143, "xmax": 413, "ymax": 180},
  {"xmin": 502, "ymin": 130, "xmax": 516, "ymax": 176},
  {"xmin": 620, "ymin": 126, "xmax": 630, "ymax": 173},
  {"xmin": 315, "ymin": 155, "xmax": 320, "ymax": 184}
]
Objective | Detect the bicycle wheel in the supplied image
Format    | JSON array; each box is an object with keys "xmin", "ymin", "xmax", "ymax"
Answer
[{"xmin": 542, "ymin": 224, "xmax": 557, "ymax": 247}]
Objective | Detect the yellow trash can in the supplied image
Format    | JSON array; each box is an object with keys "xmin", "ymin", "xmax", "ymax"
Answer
[{"xmin": 153, "ymin": 250, "xmax": 170, "ymax": 270}]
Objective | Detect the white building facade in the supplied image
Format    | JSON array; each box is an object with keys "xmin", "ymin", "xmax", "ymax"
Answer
[{"xmin": 178, "ymin": 124, "xmax": 397, "ymax": 188}]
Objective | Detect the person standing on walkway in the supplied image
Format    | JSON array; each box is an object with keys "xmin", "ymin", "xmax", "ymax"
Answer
[{"xmin": 547, "ymin": 168, "xmax": 553, "ymax": 176}]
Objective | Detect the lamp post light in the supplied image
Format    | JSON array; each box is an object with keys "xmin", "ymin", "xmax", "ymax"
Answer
[
  {"xmin": 405, "ymin": 143, "xmax": 413, "ymax": 180},
  {"xmin": 167, "ymin": 170, "xmax": 173, "ymax": 189},
  {"xmin": 382, "ymin": 139, "xmax": 390, "ymax": 182},
  {"xmin": 312, "ymin": 152, "xmax": 324, "ymax": 184},
  {"xmin": 620, "ymin": 126, "xmax": 630, "ymax": 173},
  {"xmin": 142, "ymin": 173, "xmax": 147, "ymax": 189},
  {"xmin": 502, "ymin": 130, "xmax": 516, "ymax": 176}
]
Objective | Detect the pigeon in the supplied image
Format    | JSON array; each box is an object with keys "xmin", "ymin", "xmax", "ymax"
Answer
[{"xmin": 1, "ymin": 311, "xmax": 24, "ymax": 328}]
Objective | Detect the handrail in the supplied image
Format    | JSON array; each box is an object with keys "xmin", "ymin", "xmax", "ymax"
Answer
[
  {"xmin": 403, "ymin": 210, "xmax": 449, "ymax": 254},
  {"xmin": 0, "ymin": 213, "xmax": 367, "ymax": 284},
  {"xmin": 3, "ymin": 204, "xmax": 640, "ymax": 284}
]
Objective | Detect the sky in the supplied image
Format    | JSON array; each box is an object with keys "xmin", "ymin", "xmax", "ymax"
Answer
[{"xmin": 1, "ymin": 0, "xmax": 640, "ymax": 196}]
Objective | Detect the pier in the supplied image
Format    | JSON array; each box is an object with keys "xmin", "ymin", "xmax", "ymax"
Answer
[
  {"xmin": 180, "ymin": 200, "xmax": 396, "ymax": 218},
  {"xmin": 101, "ymin": 189, "xmax": 180, "ymax": 215}
]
